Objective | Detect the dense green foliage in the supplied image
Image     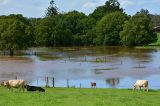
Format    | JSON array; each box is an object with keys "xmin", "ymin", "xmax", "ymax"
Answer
[
  {"xmin": 0, "ymin": 14, "xmax": 34, "ymax": 55},
  {"xmin": 120, "ymin": 13, "xmax": 157, "ymax": 46},
  {"xmin": 0, "ymin": 0, "xmax": 159, "ymax": 55},
  {"xmin": 94, "ymin": 11, "xmax": 128, "ymax": 45},
  {"xmin": 35, "ymin": 11, "xmax": 95, "ymax": 46},
  {"xmin": 0, "ymin": 87, "xmax": 160, "ymax": 106},
  {"xmin": 89, "ymin": 0, "xmax": 123, "ymax": 21}
]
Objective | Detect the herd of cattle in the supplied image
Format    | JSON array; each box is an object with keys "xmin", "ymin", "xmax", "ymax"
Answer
[{"xmin": 0, "ymin": 79, "xmax": 149, "ymax": 92}]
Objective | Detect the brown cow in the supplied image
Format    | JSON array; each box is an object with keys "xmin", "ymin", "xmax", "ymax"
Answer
[
  {"xmin": 3, "ymin": 79, "xmax": 26, "ymax": 92},
  {"xmin": 133, "ymin": 80, "xmax": 148, "ymax": 91},
  {"xmin": 91, "ymin": 82, "xmax": 96, "ymax": 88}
]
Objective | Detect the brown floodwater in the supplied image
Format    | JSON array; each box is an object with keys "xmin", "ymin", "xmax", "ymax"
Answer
[{"xmin": 0, "ymin": 46, "xmax": 160, "ymax": 89}]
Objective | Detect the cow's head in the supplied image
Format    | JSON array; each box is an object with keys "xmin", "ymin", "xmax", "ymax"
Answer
[
  {"xmin": 2, "ymin": 80, "xmax": 9, "ymax": 87},
  {"xmin": 133, "ymin": 85, "xmax": 137, "ymax": 90}
]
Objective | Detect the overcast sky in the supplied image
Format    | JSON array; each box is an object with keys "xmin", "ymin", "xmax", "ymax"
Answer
[{"xmin": 0, "ymin": 0, "xmax": 160, "ymax": 18}]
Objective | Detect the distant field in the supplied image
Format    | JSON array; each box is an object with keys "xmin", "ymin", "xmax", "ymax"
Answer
[{"xmin": 0, "ymin": 87, "xmax": 160, "ymax": 106}]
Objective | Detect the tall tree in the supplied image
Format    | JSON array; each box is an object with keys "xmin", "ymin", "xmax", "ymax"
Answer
[
  {"xmin": 94, "ymin": 11, "xmax": 128, "ymax": 45},
  {"xmin": 0, "ymin": 14, "xmax": 34, "ymax": 56},
  {"xmin": 45, "ymin": 0, "xmax": 58, "ymax": 17},
  {"xmin": 120, "ymin": 13, "xmax": 157, "ymax": 47},
  {"xmin": 89, "ymin": 0, "xmax": 123, "ymax": 21},
  {"xmin": 139, "ymin": 9, "xmax": 150, "ymax": 16}
]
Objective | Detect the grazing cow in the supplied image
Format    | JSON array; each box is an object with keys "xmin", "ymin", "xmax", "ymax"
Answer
[
  {"xmin": 133, "ymin": 80, "xmax": 148, "ymax": 91},
  {"xmin": 3, "ymin": 79, "xmax": 26, "ymax": 92},
  {"xmin": 91, "ymin": 82, "xmax": 96, "ymax": 88},
  {"xmin": 25, "ymin": 85, "xmax": 45, "ymax": 92}
]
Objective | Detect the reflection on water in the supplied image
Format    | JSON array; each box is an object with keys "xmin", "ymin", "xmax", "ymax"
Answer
[
  {"xmin": 0, "ymin": 47, "xmax": 160, "ymax": 89},
  {"xmin": 106, "ymin": 78, "xmax": 120, "ymax": 88}
]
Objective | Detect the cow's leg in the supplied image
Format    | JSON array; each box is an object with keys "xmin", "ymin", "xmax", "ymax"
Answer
[
  {"xmin": 145, "ymin": 86, "xmax": 148, "ymax": 92},
  {"xmin": 19, "ymin": 85, "xmax": 22, "ymax": 92},
  {"xmin": 143, "ymin": 86, "xmax": 146, "ymax": 91},
  {"xmin": 22, "ymin": 85, "xmax": 24, "ymax": 92},
  {"xmin": 139, "ymin": 86, "xmax": 142, "ymax": 91},
  {"xmin": 11, "ymin": 87, "xmax": 13, "ymax": 92},
  {"xmin": 138, "ymin": 86, "xmax": 141, "ymax": 91}
]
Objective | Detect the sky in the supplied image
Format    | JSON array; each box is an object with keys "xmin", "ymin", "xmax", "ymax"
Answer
[{"xmin": 0, "ymin": 0, "xmax": 160, "ymax": 18}]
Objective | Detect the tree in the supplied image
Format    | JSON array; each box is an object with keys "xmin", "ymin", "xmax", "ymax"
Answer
[
  {"xmin": 35, "ymin": 14, "xmax": 73, "ymax": 47},
  {"xmin": 0, "ymin": 14, "xmax": 34, "ymax": 56},
  {"xmin": 89, "ymin": 0, "xmax": 123, "ymax": 21},
  {"xmin": 120, "ymin": 13, "xmax": 157, "ymax": 47},
  {"xmin": 94, "ymin": 11, "xmax": 128, "ymax": 45},
  {"xmin": 45, "ymin": 0, "xmax": 58, "ymax": 17},
  {"xmin": 150, "ymin": 14, "xmax": 160, "ymax": 27},
  {"xmin": 139, "ymin": 9, "xmax": 150, "ymax": 16}
]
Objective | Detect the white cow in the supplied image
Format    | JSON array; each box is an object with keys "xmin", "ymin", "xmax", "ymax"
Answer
[
  {"xmin": 3, "ymin": 79, "xmax": 26, "ymax": 92},
  {"xmin": 133, "ymin": 80, "xmax": 148, "ymax": 91}
]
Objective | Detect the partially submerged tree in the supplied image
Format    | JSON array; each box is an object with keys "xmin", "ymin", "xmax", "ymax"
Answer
[
  {"xmin": 0, "ymin": 14, "xmax": 34, "ymax": 56},
  {"xmin": 94, "ymin": 11, "xmax": 128, "ymax": 45},
  {"xmin": 120, "ymin": 13, "xmax": 157, "ymax": 46}
]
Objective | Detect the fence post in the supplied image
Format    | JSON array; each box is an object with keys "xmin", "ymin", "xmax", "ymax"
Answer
[
  {"xmin": 52, "ymin": 77, "xmax": 55, "ymax": 87},
  {"xmin": 67, "ymin": 79, "xmax": 69, "ymax": 88},
  {"xmin": 15, "ymin": 76, "xmax": 17, "ymax": 80},
  {"xmin": 45, "ymin": 77, "xmax": 49, "ymax": 88}
]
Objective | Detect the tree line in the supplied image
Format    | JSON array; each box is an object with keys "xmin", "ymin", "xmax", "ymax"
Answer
[{"xmin": 0, "ymin": 0, "xmax": 158, "ymax": 55}]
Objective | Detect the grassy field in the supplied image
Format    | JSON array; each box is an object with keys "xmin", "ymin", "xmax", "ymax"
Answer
[
  {"xmin": 156, "ymin": 33, "xmax": 160, "ymax": 45},
  {"xmin": 0, "ymin": 87, "xmax": 160, "ymax": 106},
  {"xmin": 150, "ymin": 33, "xmax": 160, "ymax": 46}
]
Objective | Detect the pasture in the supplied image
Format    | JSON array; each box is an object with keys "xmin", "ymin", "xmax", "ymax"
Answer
[
  {"xmin": 0, "ymin": 87, "xmax": 160, "ymax": 106},
  {"xmin": 157, "ymin": 33, "xmax": 160, "ymax": 45}
]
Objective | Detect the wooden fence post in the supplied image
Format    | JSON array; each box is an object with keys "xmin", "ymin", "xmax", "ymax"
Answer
[
  {"xmin": 52, "ymin": 77, "xmax": 55, "ymax": 87},
  {"xmin": 15, "ymin": 76, "xmax": 17, "ymax": 80},
  {"xmin": 67, "ymin": 79, "xmax": 69, "ymax": 88},
  {"xmin": 45, "ymin": 77, "xmax": 49, "ymax": 88}
]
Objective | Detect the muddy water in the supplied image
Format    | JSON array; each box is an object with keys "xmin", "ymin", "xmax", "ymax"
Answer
[{"xmin": 0, "ymin": 47, "xmax": 160, "ymax": 89}]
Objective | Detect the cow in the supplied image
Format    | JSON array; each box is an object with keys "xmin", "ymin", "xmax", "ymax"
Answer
[
  {"xmin": 133, "ymin": 80, "xmax": 148, "ymax": 91},
  {"xmin": 91, "ymin": 82, "xmax": 96, "ymax": 88},
  {"xmin": 25, "ymin": 85, "xmax": 45, "ymax": 92},
  {"xmin": 2, "ymin": 79, "xmax": 26, "ymax": 92}
]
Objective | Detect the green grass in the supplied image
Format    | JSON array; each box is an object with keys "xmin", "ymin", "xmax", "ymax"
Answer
[
  {"xmin": 149, "ymin": 33, "xmax": 160, "ymax": 46},
  {"xmin": 0, "ymin": 87, "xmax": 160, "ymax": 106},
  {"xmin": 156, "ymin": 33, "xmax": 160, "ymax": 45}
]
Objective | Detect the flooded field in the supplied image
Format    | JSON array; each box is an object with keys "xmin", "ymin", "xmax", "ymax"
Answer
[{"xmin": 0, "ymin": 46, "xmax": 160, "ymax": 89}]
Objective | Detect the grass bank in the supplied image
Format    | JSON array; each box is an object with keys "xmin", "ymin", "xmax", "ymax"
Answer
[
  {"xmin": 136, "ymin": 33, "xmax": 160, "ymax": 48},
  {"xmin": 0, "ymin": 87, "xmax": 160, "ymax": 106},
  {"xmin": 156, "ymin": 33, "xmax": 160, "ymax": 45}
]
